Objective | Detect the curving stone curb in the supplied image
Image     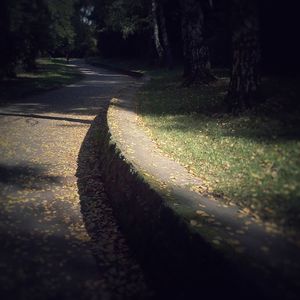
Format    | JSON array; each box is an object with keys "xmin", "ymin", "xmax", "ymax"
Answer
[
  {"xmin": 93, "ymin": 93, "xmax": 238, "ymax": 300},
  {"xmin": 91, "ymin": 66, "xmax": 300, "ymax": 300}
]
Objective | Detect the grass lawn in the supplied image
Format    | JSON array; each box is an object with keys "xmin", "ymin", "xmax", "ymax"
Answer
[
  {"xmin": 0, "ymin": 58, "xmax": 82, "ymax": 104},
  {"xmin": 137, "ymin": 68, "xmax": 300, "ymax": 232}
]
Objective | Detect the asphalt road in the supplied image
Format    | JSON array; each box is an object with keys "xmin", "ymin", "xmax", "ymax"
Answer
[{"xmin": 0, "ymin": 61, "xmax": 151, "ymax": 300}]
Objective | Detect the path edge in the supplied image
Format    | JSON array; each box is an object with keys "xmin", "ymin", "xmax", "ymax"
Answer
[
  {"xmin": 91, "ymin": 78, "xmax": 275, "ymax": 300},
  {"xmin": 82, "ymin": 59, "xmax": 300, "ymax": 299}
]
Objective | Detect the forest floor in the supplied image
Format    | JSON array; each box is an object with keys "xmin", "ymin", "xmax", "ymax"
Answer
[
  {"xmin": 88, "ymin": 57, "xmax": 300, "ymax": 240},
  {"xmin": 138, "ymin": 68, "xmax": 300, "ymax": 240},
  {"xmin": 137, "ymin": 68, "xmax": 300, "ymax": 240}
]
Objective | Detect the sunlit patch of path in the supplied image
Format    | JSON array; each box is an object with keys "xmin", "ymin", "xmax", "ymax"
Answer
[{"xmin": 0, "ymin": 60, "xmax": 150, "ymax": 299}]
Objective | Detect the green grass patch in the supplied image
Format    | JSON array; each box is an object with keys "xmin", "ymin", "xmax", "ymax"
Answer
[
  {"xmin": 137, "ymin": 68, "xmax": 300, "ymax": 231},
  {"xmin": 0, "ymin": 58, "xmax": 82, "ymax": 104}
]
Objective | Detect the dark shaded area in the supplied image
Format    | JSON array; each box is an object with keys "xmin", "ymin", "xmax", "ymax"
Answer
[
  {"xmin": 0, "ymin": 163, "xmax": 63, "ymax": 190},
  {"xmin": 0, "ymin": 215, "xmax": 101, "ymax": 300},
  {"xmin": 0, "ymin": 113, "xmax": 92, "ymax": 124},
  {"xmin": 0, "ymin": 60, "xmax": 129, "ymax": 118},
  {"xmin": 138, "ymin": 68, "xmax": 300, "ymax": 132},
  {"xmin": 76, "ymin": 106, "xmax": 153, "ymax": 300},
  {"xmin": 0, "ymin": 162, "xmax": 102, "ymax": 299},
  {"xmin": 260, "ymin": 0, "xmax": 300, "ymax": 75},
  {"xmin": 93, "ymin": 0, "xmax": 300, "ymax": 75},
  {"xmin": 97, "ymin": 31, "xmax": 154, "ymax": 61},
  {"xmin": 0, "ymin": 60, "xmax": 83, "ymax": 104},
  {"xmin": 1, "ymin": 0, "xmax": 299, "ymax": 80}
]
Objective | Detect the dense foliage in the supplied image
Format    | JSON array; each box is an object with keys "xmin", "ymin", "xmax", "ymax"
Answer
[
  {"xmin": 1, "ymin": 0, "xmax": 299, "ymax": 111},
  {"xmin": 0, "ymin": 0, "xmax": 96, "ymax": 77}
]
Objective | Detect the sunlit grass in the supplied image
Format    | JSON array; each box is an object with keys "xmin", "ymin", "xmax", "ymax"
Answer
[
  {"xmin": 137, "ymin": 69, "xmax": 300, "ymax": 230},
  {"xmin": 0, "ymin": 58, "xmax": 82, "ymax": 103}
]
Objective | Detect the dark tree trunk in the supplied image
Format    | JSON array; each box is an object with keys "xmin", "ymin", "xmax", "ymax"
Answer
[
  {"xmin": 152, "ymin": 0, "xmax": 164, "ymax": 65},
  {"xmin": 181, "ymin": 8, "xmax": 191, "ymax": 79},
  {"xmin": 158, "ymin": 2, "xmax": 173, "ymax": 69},
  {"xmin": 0, "ymin": 0, "xmax": 16, "ymax": 78},
  {"xmin": 23, "ymin": 43, "xmax": 38, "ymax": 72},
  {"xmin": 181, "ymin": 0, "xmax": 215, "ymax": 85},
  {"xmin": 226, "ymin": 0, "xmax": 261, "ymax": 112}
]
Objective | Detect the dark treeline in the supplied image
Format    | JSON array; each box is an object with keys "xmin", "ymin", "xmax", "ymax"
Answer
[
  {"xmin": 0, "ymin": 0, "xmax": 97, "ymax": 76},
  {"xmin": 1, "ymin": 0, "xmax": 299, "ymax": 112}
]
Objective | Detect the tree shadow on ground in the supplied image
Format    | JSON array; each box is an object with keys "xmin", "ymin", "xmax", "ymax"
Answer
[
  {"xmin": 0, "ymin": 112, "xmax": 92, "ymax": 124},
  {"xmin": 0, "ymin": 225, "xmax": 102, "ymax": 300},
  {"xmin": 0, "ymin": 60, "xmax": 83, "ymax": 101},
  {"xmin": 151, "ymin": 114, "xmax": 300, "ymax": 142},
  {"xmin": 0, "ymin": 162, "xmax": 103, "ymax": 299},
  {"xmin": 0, "ymin": 163, "xmax": 64, "ymax": 191},
  {"xmin": 137, "ymin": 70, "xmax": 300, "ymax": 142},
  {"xmin": 0, "ymin": 60, "xmax": 137, "ymax": 119}
]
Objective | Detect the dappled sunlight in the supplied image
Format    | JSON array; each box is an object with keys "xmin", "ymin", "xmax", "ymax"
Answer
[
  {"xmin": 1, "ymin": 0, "xmax": 299, "ymax": 297},
  {"xmin": 107, "ymin": 67, "xmax": 300, "ymax": 300},
  {"xmin": 0, "ymin": 112, "xmax": 92, "ymax": 124},
  {"xmin": 0, "ymin": 163, "xmax": 63, "ymax": 190},
  {"xmin": 0, "ymin": 61, "xmax": 136, "ymax": 119},
  {"xmin": 0, "ymin": 60, "xmax": 151, "ymax": 299},
  {"xmin": 138, "ymin": 69, "xmax": 300, "ymax": 235}
]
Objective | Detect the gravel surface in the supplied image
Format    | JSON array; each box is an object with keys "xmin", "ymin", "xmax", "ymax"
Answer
[{"xmin": 0, "ymin": 60, "xmax": 152, "ymax": 300}]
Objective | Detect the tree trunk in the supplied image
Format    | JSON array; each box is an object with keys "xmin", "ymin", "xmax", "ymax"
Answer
[
  {"xmin": 0, "ymin": 0, "xmax": 16, "ymax": 78},
  {"xmin": 158, "ymin": 2, "xmax": 173, "ymax": 69},
  {"xmin": 181, "ymin": 0, "xmax": 215, "ymax": 85},
  {"xmin": 226, "ymin": 0, "xmax": 261, "ymax": 112},
  {"xmin": 151, "ymin": 0, "xmax": 164, "ymax": 65}
]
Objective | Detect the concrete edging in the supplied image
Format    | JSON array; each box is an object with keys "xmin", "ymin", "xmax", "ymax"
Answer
[
  {"xmin": 86, "ymin": 62, "xmax": 298, "ymax": 299},
  {"xmin": 92, "ymin": 84, "xmax": 267, "ymax": 300}
]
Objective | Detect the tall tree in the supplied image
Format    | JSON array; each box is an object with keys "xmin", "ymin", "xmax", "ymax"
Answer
[
  {"xmin": 93, "ymin": 0, "xmax": 149, "ymax": 38},
  {"xmin": 151, "ymin": 0, "xmax": 164, "ymax": 65},
  {"xmin": 0, "ymin": 0, "xmax": 16, "ymax": 77},
  {"xmin": 181, "ymin": 0, "xmax": 215, "ymax": 85},
  {"xmin": 92, "ymin": 0, "xmax": 151, "ymax": 55},
  {"xmin": 18, "ymin": 0, "xmax": 51, "ymax": 70},
  {"xmin": 158, "ymin": 1, "xmax": 173, "ymax": 68},
  {"xmin": 0, "ymin": 0, "xmax": 80, "ymax": 75},
  {"xmin": 73, "ymin": 3, "xmax": 97, "ymax": 57},
  {"xmin": 0, "ymin": 0, "xmax": 51, "ymax": 74},
  {"xmin": 226, "ymin": 0, "xmax": 261, "ymax": 112},
  {"xmin": 47, "ymin": 0, "xmax": 76, "ymax": 57}
]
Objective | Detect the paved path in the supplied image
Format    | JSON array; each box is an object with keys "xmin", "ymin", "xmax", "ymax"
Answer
[{"xmin": 0, "ymin": 61, "xmax": 151, "ymax": 300}]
